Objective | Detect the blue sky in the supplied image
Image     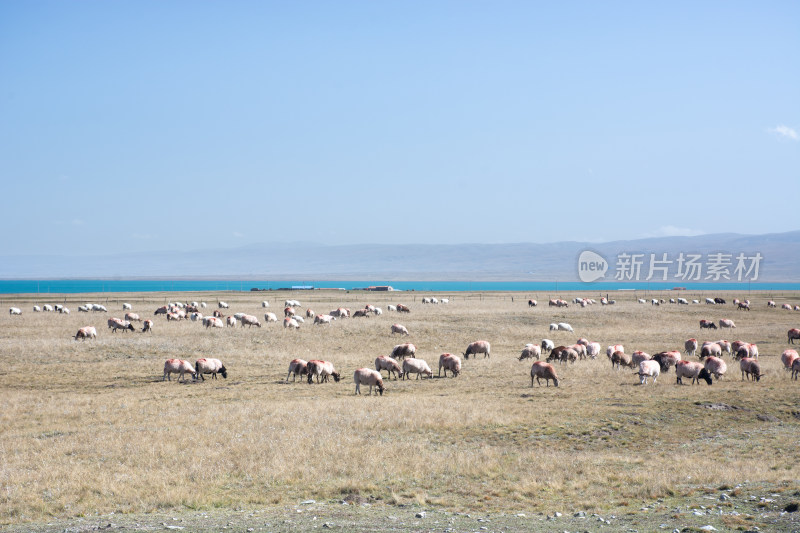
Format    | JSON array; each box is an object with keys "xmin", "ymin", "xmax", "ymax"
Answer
[{"xmin": 1, "ymin": 1, "xmax": 798, "ymax": 256}]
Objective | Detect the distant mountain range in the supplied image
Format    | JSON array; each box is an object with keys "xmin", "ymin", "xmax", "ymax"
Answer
[{"xmin": 2, "ymin": 231, "xmax": 799, "ymax": 281}]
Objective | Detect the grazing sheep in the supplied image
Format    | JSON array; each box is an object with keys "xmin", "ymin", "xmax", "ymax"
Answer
[
  {"xmin": 793, "ymin": 359, "xmax": 800, "ymax": 380},
  {"xmin": 306, "ymin": 308, "xmax": 315, "ymax": 318},
  {"xmin": 43, "ymin": 304, "xmax": 54, "ymax": 312},
  {"xmin": 610, "ymin": 350, "xmax": 632, "ymax": 370},
  {"xmin": 33, "ymin": 305, "xmax": 41, "ymax": 312},
  {"xmin": 375, "ymin": 355, "xmax": 403, "ymax": 379},
  {"xmin": 74, "ymin": 326, "xmax": 97, "ymax": 340},
  {"xmin": 240, "ymin": 314, "xmax": 261, "ymax": 328},
  {"xmin": 354, "ymin": 368, "xmax": 385, "ymax": 395},
  {"xmin": 9, "ymin": 307, "xmax": 21, "ymax": 315},
  {"xmin": 528, "ymin": 299, "xmax": 537, "ymax": 307},
  {"xmin": 636, "ymin": 360, "xmax": 661, "ymax": 385},
  {"xmin": 463, "ymin": 340, "xmax": 491, "ymax": 359},
  {"xmin": 387, "ymin": 305, "xmax": 397, "ymax": 312},
  {"xmin": 739, "ymin": 357, "xmax": 763, "ymax": 381},
  {"xmin": 558, "ymin": 322, "xmax": 574, "ymax": 332},
  {"xmin": 391, "ymin": 343, "xmax": 416, "ymax": 359},
  {"xmin": 652, "ymin": 351, "xmax": 682, "ymax": 371},
  {"xmin": 699, "ymin": 319, "xmax": 717, "ymax": 329},
  {"xmin": 142, "ymin": 319, "xmax": 153, "ymax": 333},
  {"xmin": 781, "ymin": 350, "xmax": 799, "ymax": 372},
  {"xmin": 519, "ymin": 344, "xmax": 541, "ymax": 361},
  {"xmin": 391, "ymin": 324, "xmax": 409, "ymax": 336},
  {"xmin": 107, "ymin": 317, "xmax": 135, "ymax": 333},
  {"xmin": 788, "ymin": 329, "xmax": 800, "ymax": 344},
  {"xmin": 286, "ymin": 359, "xmax": 308, "ymax": 382},
  {"xmin": 154, "ymin": 306, "xmax": 168, "ymax": 316},
  {"xmin": 530, "ymin": 361, "xmax": 559, "ymax": 387},
  {"xmin": 570, "ymin": 343, "xmax": 587, "ymax": 360},
  {"xmin": 163, "ymin": 359, "xmax": 196, "ymax": 382},
  {"xmin": 704, "ymin": 356, "xmax": 727, "ymax": 380},
  {"xmin": 226, "ymin": 316, "xmax": 237, "ymax": 327},
  {"xmin": 123, "ymin": 303, "xmax": 132, "ymax": 310},
  {"xmin": 283, "ymin": 317, "xmax": 300, "ymax": 329},
  {"xmin": 190, "ymin": 312, "xmax": 203, "ymax": 321},
  {"xmin": 91, "ymin": 304, "xmax": 107, "ymax": 312},
  {"xmin": 125, "ymin": 312, "xmax": 141, "ymax": 322},
  {"xmin": 675, "ymin": 361, "xmax": 713, "ymax": 385},
  {"xmin": 631, "ymin": 351, "xmax": 652, "ymax": 367},
  {"xmin": 549, "ymin": 323, "xmax": 558, "ymax": 331},
  {"xmin": 204, "ymin": 317, "xmax": 224, "ymax": 328},
  {"xmin": 606, "ymin": 344, "xmax": 625, "ymax": 359},
  {"xmin": 195, "ymin": 358, "xmax": 227, "ymax": 380},
  {"xmin": 586, "ymin": 342, "xmax": 601, "ymax": 359},
  {"xmin": 353, "ymin": 309, "xmax": 370, "ymax": 318},
  {"xmin": 734, "ymin": 343, "xmax": 758, "ymax": 360},
  {"xmin": 218, "ymin": 302, "xmax": 229, "ymax": 309},
  {"xmin": 438, "ymin": 353, "xmax": 461, "ymax": 377},
  {"xmin": 700, "ymin": 342, "xmax": 722, "ymax": 360},
  {"xmin": 396, "ymin": 304, "xmax": 410, "ymax": 313},
  {"xmin": 284, "ymin": 299, "xmax": 301, "ymax": 308},
  {"xmin": 684, "ymin": 338, "xmax": 698, "ymax": 357},
  {"xmin": 284, "ymin": 306, "xmax": 296, "ymax": 317},
  {"xmin": 402, "ymin": 358, "xmax": 432, "ymax": 379},
  {"xmin": 262, "ymin": 301, "xmax": 270, "ymax": 308},
  {"xmin": 265, "ymin": 312, "xmax": 278, "ymax": 322},
  {"xmin": 307, "ymin": 360, "xmax": 341, "ymax": 384},
  {"xmin": 540, "ymin": 339, "xmax": 555, "ymax": 354},
  {"xmin": 714, "ymin": 340, "xmax": 732, "ymax": 355},
  {"xmin": 719, "ymin": 318, "xmax": 736, "ymax": 329},
  {"xmin": 314, "ymin": 314, "xmax": 335, "ymax": 325}
]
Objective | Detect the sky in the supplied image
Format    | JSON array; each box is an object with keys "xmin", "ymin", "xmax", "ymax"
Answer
[{"xmin": 1, "ymin": 1, "xmax": 798, "ymax": 256}]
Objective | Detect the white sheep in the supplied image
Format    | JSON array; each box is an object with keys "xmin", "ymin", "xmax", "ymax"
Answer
[
  {"xmin": 163, "ymin": 359, "xmax": 195, "ymax": 382},
  {"xmin": 195, "ymin": 358, "xmax": 227, "ymax": 380},
  {"xmin": 354, "ymin": 368, "xmax": 385, "ymax": 395},
  {"xmin": 438, "ymin": 353, "xmax": 461, "ymax": 377},
  {"xmin": 636, "ymin": 360, "xmax": 661, "ymax": 385},
  {"xmin": 391, "ymin": 323, "xmax": 409, "ymax": 336},
  {"xmin": 401, "ymin": 358, "xmax": 432, "ymax": 379},
  {"xmin": 519, "ymin": 343, "xmax": 541, "ymax": 361},
  {"xmin": 286, "ymin": 359, "xmax": 308, "ymax": 382},
  {"xmin": 375, "ymin": 356, "xmax": 403, "ymax": 379},
  {"xmin": 74, "ymin": 326, "xmax": 97, "ymax": 340},
  {"xmin": 240, "ymin": 315, "xmax": 261, "ymax": 328}
]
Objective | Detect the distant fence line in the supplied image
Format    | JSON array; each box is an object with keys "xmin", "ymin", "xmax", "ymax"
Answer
[{"xmin": 2, "ymin": 289, "xmax": 800, "ymax": 308}]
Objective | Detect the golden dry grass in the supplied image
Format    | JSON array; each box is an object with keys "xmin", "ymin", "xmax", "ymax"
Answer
[{"xmin": 1, "ymin": 290, "xmax": 800, "ymax": 525}]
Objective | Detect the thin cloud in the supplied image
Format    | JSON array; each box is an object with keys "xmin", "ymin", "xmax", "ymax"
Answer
[
  {"xmin": 768, "ymin": 125, "xmax": 798, "ymax": 141},
  {"xmin": 233, "ymin": 232, "xmax": 244, "ymax": 238}
]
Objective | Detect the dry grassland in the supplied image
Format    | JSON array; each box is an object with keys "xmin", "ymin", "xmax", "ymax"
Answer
[{"xmin": 1, "ymin": 290, "xmax": 800, "ymax": 530}]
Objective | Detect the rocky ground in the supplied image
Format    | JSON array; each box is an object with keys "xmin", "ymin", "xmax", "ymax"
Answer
[{"xmin": 5, "ymin": 482, "xmax": 800, "ymax": 532}]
